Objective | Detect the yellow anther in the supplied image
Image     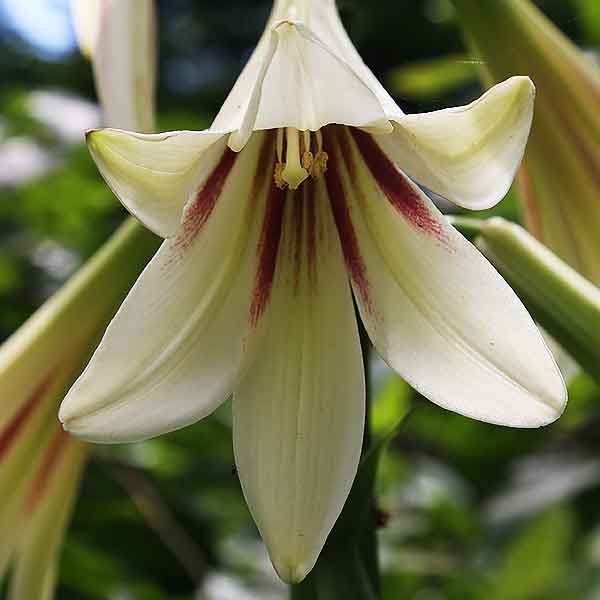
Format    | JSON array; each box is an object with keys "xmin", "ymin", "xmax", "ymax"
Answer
[
  {"xmin": 274, "ymin": 162, "xmax": 288, "ymax": 190},
  {"xmin": 302, "ymin": 150, "xmax": 314, "ymax": 172},
  {"xmin": 311, "ymin": 151, "xmax": 329, "ymax": 178}
]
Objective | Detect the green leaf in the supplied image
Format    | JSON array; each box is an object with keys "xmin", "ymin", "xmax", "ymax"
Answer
[
  {"xmin": 387, "ymin": 54, "xmax": 478, "ymax": 102},
  {"xmin": 488, "ymin": 507, "xmax": 574, "ymax": 600}
]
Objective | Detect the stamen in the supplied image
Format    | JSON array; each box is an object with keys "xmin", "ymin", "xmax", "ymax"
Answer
[
  {"xmin": 273, "ymin": 128, "xmax": 328, "ymax": 190},
  {"xmin": 311, "ymin": 150, "xmax": 328, "ymax": 178},
  {"xmin": 315, "ymin": 130, "xmax": 324, "ymax": 153},
  {"xmin": 274, "ymin": 162, "xmax": 288, "ymax": 190},
  {"xmin": 276, "ymin": 128, "xmax": 285, "ymax": 163},
  {"xmin": 303, "ymin": 130, "xmax": 311, "ymax": 153},
  {"xmin": 282, "ymin": 128, "xmax": 310, "ymax": 190}
]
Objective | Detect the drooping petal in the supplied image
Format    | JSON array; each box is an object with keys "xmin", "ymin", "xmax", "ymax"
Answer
[
  {"xmin": 9, "ymin": 431, "xmax": 86, "ymax": 600},
  {"xmin": 60, "ymin": 133, "xmax": 275, "ymax": 443},
  {"xmin": 0, "ymin": 411, "xmax": 55, "ymax": 575},
  {"xmin": 375, "ymin": 77, "xmax": 535, "ymax": 210},
  {"xmin": 214, "ymin": 1, "xmax": 393, "ymax": 150},
  {"xmin": 233, "ymin": 180, "xmax": 365, "ymax": 583},
  {"xmin": 325, "ymin": 126, "xmax": 565, "ymax": 427},
  {"xmin": 86, "ymin": 128, "xmax": 227, "ymax": 238},
  {"xmin": 70, "ymin": 0, "xmax": 101, "ymax": 58},
  {"xmin": 72, "ymin": 0, "xmax": 156, "ymax": 132}
]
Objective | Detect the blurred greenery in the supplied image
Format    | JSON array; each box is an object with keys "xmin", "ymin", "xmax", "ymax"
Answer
[{"xmin": 1, "ymin": 0, "xmax": 600, "ymax": 598}]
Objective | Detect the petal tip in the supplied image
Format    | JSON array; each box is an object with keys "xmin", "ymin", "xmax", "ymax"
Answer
[{"xmin": 272, "ymin": 555, "xmax": 315, "ymax": 584}]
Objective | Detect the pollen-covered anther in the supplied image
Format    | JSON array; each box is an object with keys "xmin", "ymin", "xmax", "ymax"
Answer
[
  {"xmin": 311, "ymin": 150, "xmax": 329, "ymax": 178},
  {"xmin": 302, "ymin": 150, "xmax": 314, "ymax": 172},
  {"xmin": 274, "ymin": 162, "xmax": 288, "ymax": 190}
]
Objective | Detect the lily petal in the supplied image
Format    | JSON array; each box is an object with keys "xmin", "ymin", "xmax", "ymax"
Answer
[
  {"xmin": 326, "ymin": 127, "xmax": 565, "ymax": 427},
  {"xmin": 9, "ymin": 432, "xmax": 85, "ymax": 600},
  {"xmin": 70, "ymin": 0, "xmax": 101, "ymax": 59},
  {"xmin": 87, "ymin": 128, "xmax": 227, "ymax": 238},
  {"xmin": 72, "ymin": 0, "xmax": 156, "ymax": 132},
  {"xmin": 233, "ymin": 180, "xmax": 365, "ymax": 583},
  {"xmin": 215, "ymin": 9, "xmax": 392, "ymax": 149},
  {"xmin": 60, "ymin": 133, "xmax": 273, "ymax": 443},
  {"xmin": 376, "ymin": 77, "xmax": 535, "ymax": 210}
]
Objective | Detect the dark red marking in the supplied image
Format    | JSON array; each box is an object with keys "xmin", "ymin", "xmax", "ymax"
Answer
[
  {"xmin": 350, "ymin": 128, "xmax": 447, "ymax": 244},
  {"xmin": 175, "ymin": 147, "xmax": 238, "ymax": 252},
  {"xmin": 323, "ymin": 128, "xmax": 372, "ymax": 312},
  {"xmin": 249, "ymin": 182, "xmax": 287, "ymax": 327},
  {"xmin": 25, "ymin": 427, "xmax": 70, "ymax": 515},
  {"xmin": 0, "ymin": 370, "xmax": 55, "ymax": 462}
]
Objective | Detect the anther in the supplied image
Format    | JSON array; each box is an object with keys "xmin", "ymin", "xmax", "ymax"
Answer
[
  {"xmin": 311, "ymin": 151, "xmax": 329, "ymax": 178},
  {"xmin": 302, "ymin": 150, "xmax": 314, "ymax": 172},
  {"xmin": 274, "ymin": 162, "xmax": 288, "ymax": 190}
]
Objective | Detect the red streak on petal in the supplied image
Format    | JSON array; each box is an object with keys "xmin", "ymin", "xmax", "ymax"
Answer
[
  {"xmin": 175, "ymin": 147, "xmax": 238, "ymax": 252},
  {"xmin": 24, "ymin": 427, "xmax": 70, "ymax": 516},
  {"xmin": 0, "ymin": 370, "xmax": 55, "ymax": 462},
  {"xmin": 249, "ymin": 182, "xmax": 287, "ymax": 327},
  {"xmin": 350, "ymin": 128, "xmax": 448, "ymax": 244},
  {"xmin": 324, "ymin": 128, "xmax": 372, "ymax": 312}
]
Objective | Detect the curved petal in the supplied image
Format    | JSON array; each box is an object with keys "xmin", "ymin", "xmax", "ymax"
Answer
[
  {"xmin": 73, "ymin": 0, "xmax": 156, "ymax": 132},
  {"xmin": 215, "ymin": 13, "xmax": 392, "ymax": 149},
  {"xmin": 9, "ymin": 432, "xmax": 86, "ymax": 600},
  {"xmin": 87, "ymin": 128, "xmax": 227, "ymax": 238},
  {"xmin": 60, "ymin": 133, "xmax": 274, "ymax": 443},
  {"xmin": 233, "ymin": 180, "xmax": 365, "ymax": 583},
  {"xmin": 325, "ymin": 127, "xmax": 565, "ymax": 428},
  {"xmin": 376, "ymin": 77, "xmax": 535, "ymax": 210},
  {"xmin": 70, "ymin": 0, "xmax": 101, "ymax": 58}
]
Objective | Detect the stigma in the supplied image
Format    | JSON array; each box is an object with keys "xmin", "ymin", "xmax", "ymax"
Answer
[{"xmin": 274, "ymin": 128, "xmax": 328, "ymax": 191}]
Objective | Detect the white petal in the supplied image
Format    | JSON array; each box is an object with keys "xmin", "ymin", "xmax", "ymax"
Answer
[
  {"xmin": 87, "ymin": 128, "xmax": 227, "ymax": 238},
  {"xmin": 9, "ymin": 433, "xmax": 86, "ymax": 600},
  {"xmin": 325, "ymin": 127, "xmax": 565, "ymax": 427},
  {"xmin": 74, "ymin": 0, "xmax": 156, "ymax": 132},
  {"xmin": 214, "ymin": 3, "xmax": 394, "ymax": 145},
  {"xmin": 376, "ymin": 77, "xmax": 535, "ymax": 210},
  {"xmin": 60, "ymin": 133, "xmax": 273, "ymax": 443},
  {"xmin": 70, "ymin": 0, "xmax": 101, "ymax": 58},
  {"xmin": 233, "ymin": 180, "xmax": 365, "ymax": 583}
]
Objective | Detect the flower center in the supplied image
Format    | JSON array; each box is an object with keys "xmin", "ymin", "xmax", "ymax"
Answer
[{"xmin": 274, "ymin": 128, "xmax": 328, "ymax": 191}]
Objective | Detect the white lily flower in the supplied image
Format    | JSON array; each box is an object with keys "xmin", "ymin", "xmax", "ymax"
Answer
[{"xmin": 60, "ymin": 0, "xmax": 566, "ymax": 583}]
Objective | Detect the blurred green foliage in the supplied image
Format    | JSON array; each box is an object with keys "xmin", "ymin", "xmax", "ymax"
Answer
[{"xmin": 1, "ymin": 0, "xmax": 600, "ymax": 598}]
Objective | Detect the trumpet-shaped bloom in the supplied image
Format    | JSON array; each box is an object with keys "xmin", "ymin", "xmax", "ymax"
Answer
[
  {"xmin": 60, "ymin": 0, "xmax": 566, "ymax": 583},
  {"xmin": 453, "ymin": 0, "xmax": 600, "ymax": 286}
]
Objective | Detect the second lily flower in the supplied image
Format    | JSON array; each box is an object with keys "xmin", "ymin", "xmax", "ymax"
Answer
[{"xmin": 59, "ymin": 0, "xmax": 566, "ymax": 584}]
